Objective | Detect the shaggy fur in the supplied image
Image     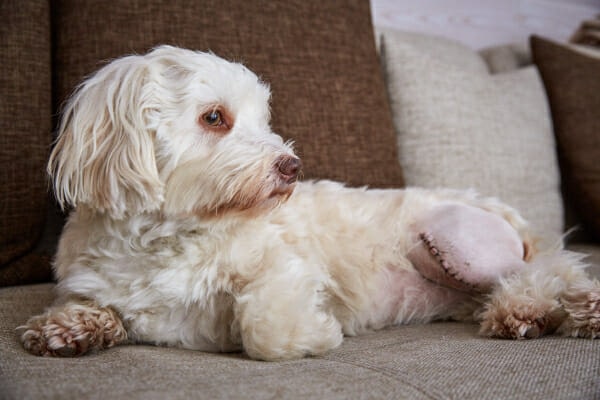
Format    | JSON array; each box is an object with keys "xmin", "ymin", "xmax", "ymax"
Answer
[{"xmin": 19, "ymin": 46, "xmax": 600, "ymax": 360}]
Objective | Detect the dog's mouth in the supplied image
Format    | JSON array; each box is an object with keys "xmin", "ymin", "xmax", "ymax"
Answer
[
  {"xmin": 204, "ymin": 156, "xmax": 301, "ymax": 216},
  {"xmin": 165, "ymin": 151, "xmax": 303, "ymax": 218},
  {"xmin": 269, "ymin": 181, "xmax": 297, "ymax": 199}
]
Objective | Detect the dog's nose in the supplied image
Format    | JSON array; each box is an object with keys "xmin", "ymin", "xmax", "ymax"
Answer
[{"xmin": 277, "ymin": 156, "xmax": 302, "ymax": 183}]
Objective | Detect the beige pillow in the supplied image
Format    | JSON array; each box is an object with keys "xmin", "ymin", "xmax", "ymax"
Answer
[
  {"xmin": 380, "ymin": 29, "xmax": 563, "ymax": 243},
  {"xmin": 479, "ymin": 43, "xmax": 531, "ymax": 73}
]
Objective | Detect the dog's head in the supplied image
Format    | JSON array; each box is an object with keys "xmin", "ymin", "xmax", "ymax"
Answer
[{"xmin": 49, "ymin": 46, "xmax": 300, "ymax": 219}]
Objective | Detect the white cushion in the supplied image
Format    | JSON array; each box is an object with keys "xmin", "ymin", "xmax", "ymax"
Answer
[{"xmin": 380, "ymin": 29, "xmax": 563, "ymax": 243}]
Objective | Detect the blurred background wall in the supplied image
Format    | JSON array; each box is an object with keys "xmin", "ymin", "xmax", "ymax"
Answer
[{"xmin": 370, "ymin": 0, "xmax": 600, "ymax": 48}]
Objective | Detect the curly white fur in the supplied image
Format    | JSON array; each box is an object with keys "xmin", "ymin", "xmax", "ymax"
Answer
[{"xmin": 19, "ymin": 46, "xmax": 600, "ymax": 360}]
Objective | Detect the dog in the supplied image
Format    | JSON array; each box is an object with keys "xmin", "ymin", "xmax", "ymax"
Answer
[{"xmin": 19, "ymin": 46, "xmax": 599, "ymax": 360}]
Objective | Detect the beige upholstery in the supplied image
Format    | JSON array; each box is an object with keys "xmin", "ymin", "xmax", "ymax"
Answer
[
  {"xmin": 1, "ymin": 283, "xmax": 599, "ymax": 399},
  {"xmin": 380, "ymin": 29, "xmax": 564, "ymax": 245}
]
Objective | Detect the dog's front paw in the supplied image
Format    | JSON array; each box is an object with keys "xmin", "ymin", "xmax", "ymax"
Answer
[
  {"xmin": 18, "ymin": 303, "xmax": 127, "ymax": 357},
  {"xmin": 20, "ymin": 319, "xmax": 91, "ymax": 357},
  {"xmin": 559, "ymin": 288, "xmax": 600, "ymax": 339},
  {"xmin": 242, "ymin": 317, "xmax": 343, "ymax": 361},
  {"xmin": 238, "ymin": 304, "xmax": 343, "ymax": 361}
]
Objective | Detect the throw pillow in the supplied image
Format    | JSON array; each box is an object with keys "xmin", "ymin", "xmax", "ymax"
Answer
[
  {"xmin": 479, "ymin": 43, "xmax": 531, "ymax": 74},
  {"xmin": 380, "ymin": 29, "xmax": 563, "ymax": 243},
  {"xmin": 531, "ymin": 36, "xmax": 600, "ymax": 241}
]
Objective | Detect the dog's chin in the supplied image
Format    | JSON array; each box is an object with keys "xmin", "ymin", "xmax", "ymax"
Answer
[
  {"xmin": 191, "ymin": 181, "xmax": 297, "ymax": 219},
  {"xmin": 239, "ymin": 180, "xmax": 297, "ymax": 213}
]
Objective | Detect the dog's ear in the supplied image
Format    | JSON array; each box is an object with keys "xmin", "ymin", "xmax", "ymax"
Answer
[{"xmin": 48, "ymin": 55, "xmax": 163, "ymax": 218}]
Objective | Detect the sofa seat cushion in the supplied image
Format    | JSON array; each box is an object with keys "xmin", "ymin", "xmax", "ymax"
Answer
[
  {"xmin": 2, "ymin": 282, "xmax": 599, "ymax": 399},
  {"xmin": 380, "ymin": 30, "xmax": 563, "ymax": 246}
]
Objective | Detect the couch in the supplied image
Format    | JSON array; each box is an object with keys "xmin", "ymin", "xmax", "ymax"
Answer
[{"xmin": 1, "ymin": 1, "xmax": 599, "ymax": 399}]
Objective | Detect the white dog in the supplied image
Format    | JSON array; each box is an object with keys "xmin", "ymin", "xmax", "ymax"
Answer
[{"xmin": 19, "ymin": 46, "xmax": 599, "ymax": 360}]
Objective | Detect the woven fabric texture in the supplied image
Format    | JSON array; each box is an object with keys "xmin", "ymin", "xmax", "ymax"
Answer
[
  {"xmin": 2, "ymin": 283, "xmax": 599, "ymax": 399},
  {"xmin": 0, "ymin": 0, "xmax": 52, "ymax": 285},
  {"xmin": 381, "ymin": 29, "xmax": 563, "ymax": 244},
  {"xmin": 531, "ymin": 36, "xmax": 600, "ymax": 241},
  {"xmin": 52, "ymin": 0, "xmax": 404, "ymax": 188},
  {"xmin": 479, "ymin": 43, "xmax": 531, "ymax": 74}
]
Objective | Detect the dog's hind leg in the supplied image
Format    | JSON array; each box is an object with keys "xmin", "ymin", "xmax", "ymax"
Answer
[
  {"xmin": 478, "ymin": 248, "xmax": 600, "ymax": 339},
  {"xmin": 18, "ymin": 299, "xmax": 127, "ymax": 356}
]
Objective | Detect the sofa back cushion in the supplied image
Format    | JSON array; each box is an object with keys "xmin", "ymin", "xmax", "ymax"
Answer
[
  {"xmin": 53, "ymin": 0, "xmax": 403, "ymax": 188},
  {"xmin": 380, "ymin": 30, "xmax": 563, "ymax": 244},
  {"xmin": 0, "ymin": 1, "xmax": 53, "ymax": 286}
]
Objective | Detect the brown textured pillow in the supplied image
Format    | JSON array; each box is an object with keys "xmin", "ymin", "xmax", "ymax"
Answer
[
  {"xmin": 0, "ymin": 1, "xmax": 53, "ymax": 286},
  {"xmin": 53, "ymin": 0, "xmax": 403, "ymax": 188},
  {"xmin": 531, "ymin": 36, "xmax": 600, "ymax": 240}
]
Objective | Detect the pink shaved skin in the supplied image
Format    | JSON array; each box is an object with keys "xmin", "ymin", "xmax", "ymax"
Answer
[{"xmin": 408, "ymin": 203, "xmax": 527, "ymax": 292}]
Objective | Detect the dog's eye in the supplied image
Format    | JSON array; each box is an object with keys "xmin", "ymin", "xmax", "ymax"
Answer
[
  {"xmin": 202, "ymin": 110, "xmax": 223, "ymax": 127},
  {"xmin": 199, "ymin": 107, "xmax": 233, "ymax": 133}
]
